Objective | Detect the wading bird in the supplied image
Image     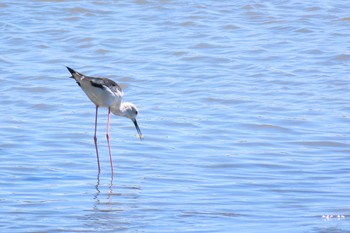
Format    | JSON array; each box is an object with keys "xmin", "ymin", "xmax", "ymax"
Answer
[{"xmin": 66, "ymin": 66, "xmax": 143, "ymax": 174}]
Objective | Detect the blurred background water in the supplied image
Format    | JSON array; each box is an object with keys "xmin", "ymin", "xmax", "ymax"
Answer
[{"xmin": 1, "ymin": 1, "xmax": 350, "ymax": 232}]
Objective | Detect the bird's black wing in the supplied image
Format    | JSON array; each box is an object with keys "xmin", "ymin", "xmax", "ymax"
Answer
[{"xmin": 90, "ymin": 77, "xmax": 123, "ymax": 93}]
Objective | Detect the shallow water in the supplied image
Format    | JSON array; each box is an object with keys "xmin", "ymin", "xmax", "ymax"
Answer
[{"xmin": 1, "ymin": 1, "xmax": 350, "ymax": 232}]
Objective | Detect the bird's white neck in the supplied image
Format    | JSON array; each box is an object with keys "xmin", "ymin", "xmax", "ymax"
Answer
[
  {"xmin": 111, "ymin": 102, "xmax": 132, "ymax": 118},
  {"xmin": 111, "ymin": 104, "xmax": 125, "ymax": 116},
  {"xmin": 111, "ymin": 101, "xmax": 138, "ymax": 121}
]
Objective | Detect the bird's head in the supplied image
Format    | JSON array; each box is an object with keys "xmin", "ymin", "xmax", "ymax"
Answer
[{"xmin": 113, "ymin": 102, "xmax": 143, "ymax": 140}]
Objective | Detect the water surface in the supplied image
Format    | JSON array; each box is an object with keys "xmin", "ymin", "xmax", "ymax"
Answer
[{"xmin": 1, "ymin": 1, "xmax": 350, "ymax": 232}]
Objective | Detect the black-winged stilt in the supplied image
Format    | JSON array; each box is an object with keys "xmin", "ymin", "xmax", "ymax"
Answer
[{"xmin": 66, "ymin": 66, "xmax": 142, "ymax": 174}]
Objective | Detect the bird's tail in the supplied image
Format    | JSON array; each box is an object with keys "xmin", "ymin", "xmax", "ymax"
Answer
[{"xmin": 66, "ymin": 66, "xmax": 83, "ymax": 80}]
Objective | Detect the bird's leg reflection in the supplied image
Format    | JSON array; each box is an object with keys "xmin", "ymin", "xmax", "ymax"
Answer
[
  {"xmin": 93, "ymin": 172, "xmax": 114, "ymax": 202},
  {"xmin": 93, "ymin": 172, "xmax": 101, "ymax": 204},
  {"xmin": 108, "ymin": 172, "xmax": 114, "ymax": 197}
]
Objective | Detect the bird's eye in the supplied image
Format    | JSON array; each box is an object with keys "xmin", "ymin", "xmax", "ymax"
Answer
[{"xmin": 135, "ymin": 110, "xmax": 138, "ymax": 115}]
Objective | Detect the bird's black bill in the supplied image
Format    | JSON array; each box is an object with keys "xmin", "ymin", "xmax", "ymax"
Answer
[{"xmin": 132, "ymin": 119, "xmax": 143, "ymax": 140}]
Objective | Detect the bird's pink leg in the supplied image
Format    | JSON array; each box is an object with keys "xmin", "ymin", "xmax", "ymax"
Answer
[
  {"xmin": 106, "ymin": 107, "xmax": 114, "ymax": 175},
  {"xmin": 94, "ymin": 105, "xmax": 101, "ymax": 174}
]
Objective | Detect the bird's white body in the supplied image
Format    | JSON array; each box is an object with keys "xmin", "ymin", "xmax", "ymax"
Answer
[
  {"xmin": 80, "ymin": 78, "xmax": 123, "ymax": 107},
  {"xmin": 70, "ymin": 71, "xmax": 123, "ymax": 108}
]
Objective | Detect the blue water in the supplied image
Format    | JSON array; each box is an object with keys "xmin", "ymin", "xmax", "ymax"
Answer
[{"xmin": 1, "ymin": 1, "xmax": 350, "ymax": 232}]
